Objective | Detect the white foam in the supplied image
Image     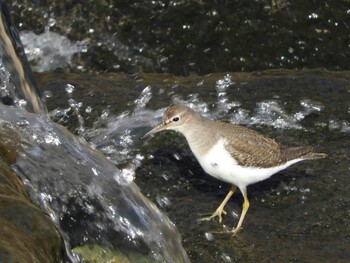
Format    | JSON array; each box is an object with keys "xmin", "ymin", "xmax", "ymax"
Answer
[{"xmin": 20, "ymin": 30, "xmax": 85, "ymax": 72}]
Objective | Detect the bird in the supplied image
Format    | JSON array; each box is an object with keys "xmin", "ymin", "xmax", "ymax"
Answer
[{"xmin": 142, "ymin": 104, "xmax": 327, "ymax": 235}]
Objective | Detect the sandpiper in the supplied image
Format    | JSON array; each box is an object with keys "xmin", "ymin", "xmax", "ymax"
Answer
[{"xmin": 142, "ymin": 104, "xmax": 327, "ymax": 235}]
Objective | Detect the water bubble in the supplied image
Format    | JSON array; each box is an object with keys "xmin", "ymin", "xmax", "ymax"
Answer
[
  {"xmin": 114, "ymin": 168, "xmax": 135, "ymax": 185},
  {"xmin": 134, "ymin": 86, "xmax": 152, "ymax": 112},
  {"xmin": 69, "ymin": 101, "xmax": 83, "ymax": 108},
  {"xmin": 65, "ymin": 84, "xmax": 74, "ymax": 94},
  {"xmin": 40, "ymin": 192, "xmax": 53, "ymax": 202},
  {"xmin": 197, "ymin": 79, "xmax": 204, "ymax": 86},
  {"xmin": 300, "ymin": 99, "xmax": 323, "ymax": 112},
  {"xmin": 216, "ymin": 74, "xmax": 234, "ymax": 90},
  {"xmin": 135, "ymin": 154, "xmax": 144, "ymax": 161},
  {"xmin": 340, "ymin": 121, "xmax": 350, "ymax": 133},
  {"xmin": 204, "ymin": 232, "xmax": 214, "ymax": 241},
  {"xmin": 29, "ymin": 146, "xmax": 43, "ymax": 157},
  {"xmin": 161, "ymin": 173, "xmax": 171, "ymax": 181},
  {"xmin": 329, "ymin": 119, "xmax": 341, "ymax": 130},
  {"xmin": 228, "ymin": 108, "xmax": 248, "ymax": 124},
  {"xmin": 100, "ymin": 145, "xmax": 117, "ymax": 155},
  {"xmin": 156, "ymin": 195, "xmax": 171, "ymax": 208},
  {"xmin": 85, "ymin": 106, "xmax": 92, "ymax": 113},
  {"xmin": 230, "ymin": 210, "xmax": 239, "ymax": 219},
  {"xmin": 133, "ymin": 154, "xmax": 145, "ymax": 168},
  {"xmin": 91, "ymin": 167, "xmax": 99, "ymax": 176},
  {"xmin": 48, "ymin": 17, "xmax": 56, "ymax": 28},
  {"xmin": 101, "ymin": 109, "xmax": 110, "ymax": 119},
  {"xmin": 221, "ymin": 253, "xmax": 232, "ymax": 262},
  {"xmin": 120, "ymin": 129, "xmax": 133, "ymax": 148},
  {"xmin": 300, "ymin": 188, "xmax": 310, "ymax": 194},
  {"xmin": 43, "ymin": 90, "xmax": 53, "ymax": 98},
  {"xmin": 17, "ymin": 99, "xmax": 28, "ymax": 107},
  {"xmin": 308, "ymin": 13, "xmax": 318, "ymax": 19},
  {"xmin": 173, "ymin": 153, "xmax": 182, "ymax": 161},
  {"xmin": 44, "ymin": 133, "xmax": 61, "ymax": 145},
  {"xmin": 108, "ymin": 206, "xmax": 116, "ymax": 218}
]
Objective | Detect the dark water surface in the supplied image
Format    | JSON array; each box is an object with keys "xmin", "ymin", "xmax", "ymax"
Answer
[
  {"xmin": 9, "ymin": 0, "xmax": 350, "ymax": 75},
  {"xmin": 36, "ymin": 69, "xmax": 350, "ymax": 262}
]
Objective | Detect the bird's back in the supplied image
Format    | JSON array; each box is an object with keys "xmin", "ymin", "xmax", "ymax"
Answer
[{"xmin": 213, "ymin": 122, "xmax": 326, "ymax": 168}]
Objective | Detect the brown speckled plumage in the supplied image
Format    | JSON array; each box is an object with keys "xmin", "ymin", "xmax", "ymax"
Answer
[
  {"xmin": 207, "ymin": 121, "xmax": 325, "ymax": 168},
  {"xmin": 161, "ymin": 105, "xmax": 326, "ymax": 168}
]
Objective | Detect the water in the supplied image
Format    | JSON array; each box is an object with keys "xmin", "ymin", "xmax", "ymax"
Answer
[
  {"xmin": 20, "ymin": 29, "xmax": 85, "ymax": 72},
  {"xmin": 34, "ymin": 70, "xmax": 349, "ymax": 262},
  {"xmin": 3, "ymin": 64, "xmax": 350, "ymax": 262},
  {"xmin": 1, "ymin": 0, "xmax": 350, "ymax": 262},
  {"xmin": 2, "ymin": 66, "xmax": 349, "ymax": 262},
  {"xmin": 0, "ymin": 1, "xmax": 190, "ymax": 262},
  {"xmin": 0, "ymin": 103, "xmax": 190, "ymax": 262},
  {"xmin": 9, "ymin": 1, "xmax": 350, "ymax": 74}
]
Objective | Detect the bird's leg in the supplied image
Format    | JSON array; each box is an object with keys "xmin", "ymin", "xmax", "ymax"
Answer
[
  {"xmin": 232, "ymin": 188, "xmax": 249, "ymax": 235},
  {"xmin": 198, "ymin": 185, "xmax": 237, "ymax": 223}
]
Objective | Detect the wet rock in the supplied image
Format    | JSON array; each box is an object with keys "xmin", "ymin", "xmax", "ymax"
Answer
[
  {"xmin": 0, "ymin": 127, "xmax": 63, "ymax": 262},
  {"xmin": 73, "ymin": 244, "xmax": 155, "ymax": 263}
]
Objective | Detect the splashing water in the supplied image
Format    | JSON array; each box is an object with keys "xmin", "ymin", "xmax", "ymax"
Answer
[
  {"xmin": 0, "ymin": 1, "xmax": 190, "ymax": 260},
  {"xmin": 0, "ymin": 103, "xmax": 190, "ymax": 262},
  {"xmin": 84, "ymin": 86, "xmax": 165, "ymax": 163},
  {"xmin": 80, "ymin": 82, "xmax": 329, "ymax": 172},
  {"xmin": 20, "ymin": 29, "xmax": 85, "ymax": 72},
  {"xmin": 215, "ymin": 74, "xmax": 240, "ymax": 116}
]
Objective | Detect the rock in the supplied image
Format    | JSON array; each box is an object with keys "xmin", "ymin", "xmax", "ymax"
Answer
[{"xmin": 0, "ymin": 127, "xmax": 63, "ymax": 262}]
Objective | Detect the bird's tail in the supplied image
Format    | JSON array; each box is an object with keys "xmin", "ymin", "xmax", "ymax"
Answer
[
  {"xmin": 302, "ymin": 151, "xmax": 328, "ymax": 160},
  {"xmin": 282, "ymin": 146, "xmax": 327, "ymax": 161}
]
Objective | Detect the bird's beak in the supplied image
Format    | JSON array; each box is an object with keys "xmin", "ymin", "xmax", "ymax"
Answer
[{"xmin": 141, "ymin": 122, "xmax": 167, "ymax": 139}]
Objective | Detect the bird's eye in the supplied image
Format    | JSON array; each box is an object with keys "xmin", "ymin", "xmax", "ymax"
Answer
[{"xmin": 172, "ymin": 116, "xmax": 180, "ymax": 122}]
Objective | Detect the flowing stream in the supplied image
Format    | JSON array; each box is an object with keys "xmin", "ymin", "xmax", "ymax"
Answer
[
  {"xmin": 0, "ymin": 1, "xmax": 190, "ymax": 262},
  {"xmin": 1, "ymin": 0, "xmax": 349, "ymax": 262}
]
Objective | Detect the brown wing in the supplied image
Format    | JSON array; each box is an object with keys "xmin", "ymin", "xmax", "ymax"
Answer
[
  {"xmin": 281, "ymin": 146, "xmax": 327, "ymax": 161},
  {"xmin": 215, "ymin": 122, "xmax": 285, "ymax": 168}
]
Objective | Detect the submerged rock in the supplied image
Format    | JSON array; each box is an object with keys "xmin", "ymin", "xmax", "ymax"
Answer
[{"xmin": 0, "ymin": 127, "xmax": 63, "ymax": 262}]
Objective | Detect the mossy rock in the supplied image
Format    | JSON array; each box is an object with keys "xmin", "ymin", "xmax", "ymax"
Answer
[{"xmin": 73, "ymin": 244, "xmax": 155, "ymax": 263}]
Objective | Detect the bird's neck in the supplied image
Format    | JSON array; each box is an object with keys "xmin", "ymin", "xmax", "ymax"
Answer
[{"xmin": 179, "ymin": 117, "xmax": 219, "ymax": 159}]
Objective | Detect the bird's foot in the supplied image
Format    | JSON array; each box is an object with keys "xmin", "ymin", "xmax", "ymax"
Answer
[
  {"xmin": 198, "ymin": 208, "xmax": 227, "ymax": 223},
  {"xmin": 206, "ymin": 226, "xmax": 242, "ymax": 237},
  {"xmin": 231, "ymin": 226, "xmax": 242, "ymax": 236}
]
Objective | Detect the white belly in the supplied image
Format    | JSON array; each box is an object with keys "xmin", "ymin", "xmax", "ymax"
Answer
[{"xmin": 194, "ymin": 138, "xmax": 302, "ymax": 189}]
